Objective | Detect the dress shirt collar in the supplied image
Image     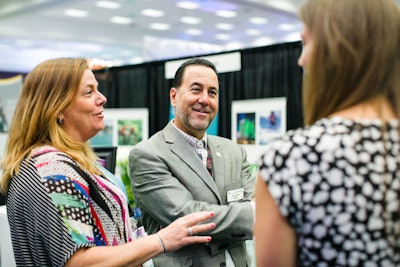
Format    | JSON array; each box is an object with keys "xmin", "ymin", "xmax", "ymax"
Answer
[{"xmin": 172, "ymin": 120, "xmax": 208, "ymax": 149}]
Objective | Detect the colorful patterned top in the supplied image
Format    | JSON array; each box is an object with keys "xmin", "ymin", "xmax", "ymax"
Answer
[{"xmin": 6, "ymin": 145, "xmax": 134, "ymax": 266}]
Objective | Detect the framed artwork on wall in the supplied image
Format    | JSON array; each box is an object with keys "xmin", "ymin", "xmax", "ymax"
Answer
[
  {"xmin": 90, "ymin": 108, "xmax": 149, "ymax": 161},
  {"xmin": 231, "ymin": 97, "xmax": 287, "ymax": 163}
]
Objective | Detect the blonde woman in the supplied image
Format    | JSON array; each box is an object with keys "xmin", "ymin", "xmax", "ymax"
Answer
[{"xmin": 1, "ymin": 57, "xmax": 216, "ymax": 267}]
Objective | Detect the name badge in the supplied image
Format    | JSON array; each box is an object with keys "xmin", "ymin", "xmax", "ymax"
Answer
[{"xmin": 227, "ymin": 188, "xmax": 244, "ymax": 202}]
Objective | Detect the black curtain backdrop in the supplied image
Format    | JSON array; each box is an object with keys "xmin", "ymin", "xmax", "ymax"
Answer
[{"xmin": 95, "ymin": 41, "xmax": 304, "ymax": 138}]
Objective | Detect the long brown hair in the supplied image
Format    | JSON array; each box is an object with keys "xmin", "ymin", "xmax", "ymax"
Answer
[
  {"xmin": 300, "ymin": 0, "xmax": 400, "ymax": 125},
  {"xmin": 0, "ymin": 58, "xmax": 100, "ymax": 193}
]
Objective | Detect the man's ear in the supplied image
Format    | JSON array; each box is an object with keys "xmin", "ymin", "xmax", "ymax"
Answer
[{"xmin": 170, "ymin": 87, "xmax": 177, "ymax": 107}]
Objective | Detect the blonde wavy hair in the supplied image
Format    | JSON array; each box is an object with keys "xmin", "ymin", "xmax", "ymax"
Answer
[{"xmin": 0, "ymin": 58, "xmax": 100, "ymax": 193}]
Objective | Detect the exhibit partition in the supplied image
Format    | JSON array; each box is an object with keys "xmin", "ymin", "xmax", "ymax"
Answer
[
  {"xmin": 94, "ymin": 41, "xmax": 303, "ymax": 138},
  {"xmin": 0, "ymin": 41, "xmax": 303, "ymax": 138}
]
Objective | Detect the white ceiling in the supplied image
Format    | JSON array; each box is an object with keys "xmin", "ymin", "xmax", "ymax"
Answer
[{"xmin": 1, "ymin": 0, "xmax": 399, "ymax": 73}]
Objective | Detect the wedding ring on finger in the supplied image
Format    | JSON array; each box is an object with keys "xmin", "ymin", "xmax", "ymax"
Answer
[{"xmin": 188, "ymin": 227, "xmax": 194, "ymax": 236}]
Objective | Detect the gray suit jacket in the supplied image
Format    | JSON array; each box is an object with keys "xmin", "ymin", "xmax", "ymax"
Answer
[{"xmin": 129, "ymin": 122, "xmax": 255, "ymax": 267}]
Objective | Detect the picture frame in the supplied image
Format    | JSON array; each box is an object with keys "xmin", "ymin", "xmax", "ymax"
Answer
[
  {"xmin": 231, "ymin": 97, "xmax": 287, "ymax": 163},
  {"xmin": 90, "ymin": 108, "xmax": 149, "ymax": 161}
]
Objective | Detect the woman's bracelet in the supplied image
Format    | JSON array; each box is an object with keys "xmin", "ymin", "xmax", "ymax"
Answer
[{"xmin": 156, "ymin": 233, "xmax": 166, "ymax": 253}]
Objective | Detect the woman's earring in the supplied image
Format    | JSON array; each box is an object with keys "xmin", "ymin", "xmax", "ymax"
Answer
[{"xmin": 57, "ymin": 117, "xmax": 63, "ymax": 125}]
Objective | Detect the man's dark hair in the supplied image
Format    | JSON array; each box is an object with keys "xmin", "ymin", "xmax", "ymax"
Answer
[{"xmin": 172, "ymin": 58, "xmax": 218, "ymax": 88}]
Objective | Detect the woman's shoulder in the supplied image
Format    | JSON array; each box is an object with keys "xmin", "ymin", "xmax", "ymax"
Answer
[
  {"xmin": 31, "ymin": 145, "xmax": 71, "ymax": 160},
  {"xmin": 265, "ymin": 117, "xmax": 399, "ymax": 156},
  {"xmin": 262, "ymin": 118, "xmax": 357, "ymax": 155},
  {"xmin": 289, "ymin": 117, "xmax": 354, "ymax": 138},
  {"xmin": 29, "ymin": 145, "xmax": 76, "ymax": 172}
]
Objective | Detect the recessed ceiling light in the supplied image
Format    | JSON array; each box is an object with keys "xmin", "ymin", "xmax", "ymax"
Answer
[
  {"xmin": 176, "ymin": 1, "xmax": 199, "ymax": 10},
  {"xmin": 249, "ymin": 17, "xmax": 268, "ymax": 25},
  {"xmin": 150, "ymin": 23, "xmax": 170, "ymax": 31},
  {"xmin": 215, "ymin": 10, "xmax": 237, "ymax": 18},
  {"xmin": 246, "ymin": 29, "xmax": 262, "ymax": 36},
  {"xmin": 278, "ymin": 23, "xmax": 296, "ymax": 31},
  {"xmin": 215, "ymin": 33, "xmax": 231, "ymax": 41},
  {"xmin": 141, "ymin": 9, "xmax": 165, "ymax": 17},
  {"xmin": 129, "ymin": 57, "xmax": 144, "ymax": 64},
  {"xmin": 224, "ymin": 41, "xmax": 243, "ymax": 50},
  {"xmin": 253, "ymin": 37, "xmax": 273, "ymax": 46},
  {"xmin": 95, "ymin": 1, "xmax": 120, "ymax": 9},
  {"xmin": 185, "ymin": 28, "xmax": 202, "ymax": 36},
  {"xmin": 180, "ymin": 16, "xmax": 202, "ymax": 25},
  {"xmin": 64, "ymin": 9, "xmax": 88, "ymax": 17},
  {"xmin": 110, "ymin": 16, "xmax": 133, "ymax": 24},
  {"xmin": 284, "ymin": 32, "xmax": 302, "ymax": 42},
  {"xmin": 216, "ymin": 23, "xmax": 234, "ymax": 31}
]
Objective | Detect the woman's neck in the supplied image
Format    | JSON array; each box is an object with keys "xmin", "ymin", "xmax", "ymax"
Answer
[{"xmin": 329, "ymin": 97, "xmax": 396, "ymax": 121}]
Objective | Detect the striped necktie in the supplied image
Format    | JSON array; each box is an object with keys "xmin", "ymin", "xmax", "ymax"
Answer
[{"xmin": 206, "ymin": 146, "xmax": 213, "ymax": 177}]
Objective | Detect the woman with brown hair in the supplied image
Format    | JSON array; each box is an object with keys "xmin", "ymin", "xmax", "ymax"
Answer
[{"xmin": 255, "ymin": 0, "xmax": 400, "ymax": 266}]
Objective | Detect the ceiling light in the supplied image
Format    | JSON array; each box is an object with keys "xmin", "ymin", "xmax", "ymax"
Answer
[
  {"xmin": 129, "ymin": 57, "xmax": 144, "ymax": 64},
  {"xmin": 215, "ymin": 33, "xmax": 231, "ymax": 41},
  {"xmin": 253, "ymin": 37, "xmax": 273, "ymax": 46},
  {"xmin": 95, "ymin": 1, "xmax": 120, "ymax": 9},
  {"xmin": 150, "ymin": 23, "xmax": 170, "ymax": 31},
  {"xmin": 249, "ymin": 17, "xmax": 268, "ymax": 25},
  {"xmin": 224, "ymin": 41, "xmax": 243, "ymax": 50},
  {"xmin": 246, "ymin": 29, "xmax": 262, "ymax": 36},
  {"xmin": 110, "ymin": 16, "xmax": 133, "ymax": 24},
  {"xmin": 64, "ymin": 9, "xmax": 88, "ymax": 17},
  {"xmin": 185, "ymin": 28, "xmax": 202, "ymax": 36},
  {"xmin": 284, "ymin": 32, "xmax": 302, "ymax": 42},
  {"xmin": 141, "ymin": 9, "xmax": 165, "ymax": 17},
  {"xmin": 278, "ymin": 23, "xmax": 297, "ymax": 31},
  {"xmin": 215, "ymin": 10, "xmax": 237, "ymax": 18},
  {"xmin": 176, "ymin": 1, "xmax": 199, "ymax": 10},
  {"xmin": 216, "ymin": 23, "xmax": 234, "ymax": 31},
  {"xmin": 180, "ymin": 16, "xmax": 202, "ymax": 25}
]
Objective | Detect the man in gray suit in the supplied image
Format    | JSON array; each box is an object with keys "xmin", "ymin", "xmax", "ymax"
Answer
[{"xmin": 129, "ymin": 58, "xmax": 255, "ymax": 266}]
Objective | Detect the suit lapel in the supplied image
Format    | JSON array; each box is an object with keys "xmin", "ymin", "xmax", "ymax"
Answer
[{"xmin": 164, "ymin": 122, "xmax": 221, "ymax": 200}]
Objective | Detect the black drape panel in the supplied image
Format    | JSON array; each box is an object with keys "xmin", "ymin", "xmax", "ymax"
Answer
[
  {"xmin": 96, "ymin": 64, "xmax": 148, "ymax": 108},
  {"xmin": 218, "ymin": 71, "xmax": 242, "ymax": 138},
  {"xmin": 95, "ymin": 41, "xmax": 304, "ymax": 139},
  {"xmin": 96, "ymin": 62, "xmax": 171, "ymax": 136},
  {"xmin": 0, "ymin": 72, "xmax": 27, "ymax": 79},
  {"xmin": 146, "ymin": 63, "xmax": 170, "ymax": 135},
  {"xmin": 218, "ymin": 41, "xmax": 303, "ymax": 138},
  {"xmin": 113, "ymin": 66, "xmax": 148, "ymax": 108}
]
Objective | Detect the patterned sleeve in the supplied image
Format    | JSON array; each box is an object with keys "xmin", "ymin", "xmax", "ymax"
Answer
[
  {"xmin": 8, "ymin": 148, "xmax": 98, "ymax": 266},
  {"xmin": 258, "ymin": 137, "xmax": 304, "ymax": 231},
  {"xmin": 7, "ymin": 157, "xmax": 95, "ymax": 267},
  {"xmin": 33, "ymin": 149, "xmax": 98, "ymax": 244}
]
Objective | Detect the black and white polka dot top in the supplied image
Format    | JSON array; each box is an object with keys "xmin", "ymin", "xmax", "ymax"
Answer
[{"xmin": 259, "ymin": 117, "xmax": 400, "ymax": 267}]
